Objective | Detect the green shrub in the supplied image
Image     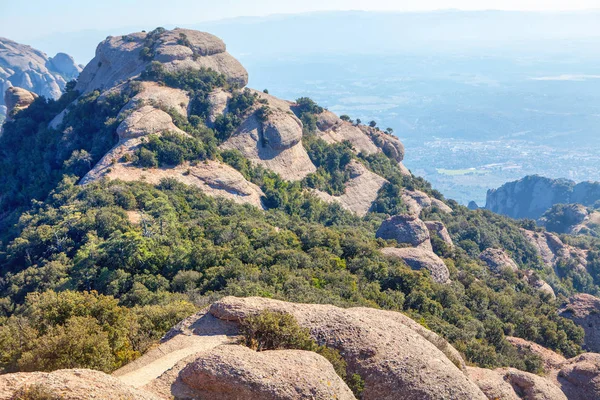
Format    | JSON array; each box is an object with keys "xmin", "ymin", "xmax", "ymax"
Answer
[{"xmin": 240, "ymin": 311, "xmax": 314, "ymax": 351}]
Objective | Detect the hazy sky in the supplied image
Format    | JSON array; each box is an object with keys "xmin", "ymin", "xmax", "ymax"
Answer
[{"xmin": 1, "ymin": 0, "xmax": 599, "ymax": 40}]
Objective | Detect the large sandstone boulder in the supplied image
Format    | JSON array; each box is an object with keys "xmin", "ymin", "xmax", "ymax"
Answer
[
  {"xmin": 262, "ymin": 109, "xmax": 303, "ymax": 150},
  {"xmin": 315, "ymin": 112, "xmax": 379, "ymax": 155},
  {"xmin": 468, "ymin": 367, "xmax": 567, "ymax": 400},
  {"xmin": 381, "ymin": 247, "xmax": 450, "ymax": 283},
  {"xmin": 313, "ymin": 160, "xmax": 388, "ymax": 216},
  {"xmin": 376, "ymin": 213, "xmax": 432, "ymax": 250},
  {"xmin": 362, "ymin": 126, "xmax": 405, "ymax": 162},
  {"xmin": 402, "ymin": 189, "xmax": 453, "ymax": 216},
  {"xmin": 557, "ymin": 353, "xmax": 600, "ymax": 400},
  {"xmin": 117, "ymin": 105, "xmax": 188, "ymax": 139},
  {"xmin": 0, "ymin": 369, "xmax": 159, "ymax": 400},
  {"xmin": 4, "ymin": 86, "xmax": 38, "ymax": 119},
  {"xmin": 75, "ymin": 28, "xmax": 248, "ymax": 94},
  {"xmin": 208, "ymin": 296, "xmax": 486, "ymax": 400},
  {"xmin": 221, "ymin": 114, "xmax": 316, "ymax": 181},
  {"xmin": 479, "ymin": 248, "xmax": 519, "ymax": 273},
  {"xmin": 206, "ymin": 88, "xmax": 231, "ymax": 126},
  {"xmin": 425, "ymin": 220, "xmax": 454, "ymax": 248},
  {"xmin": 524, "ymin": 271, "xmax": 556, "ymax": 299},
  {"xmin": 560, "ymin": 294, "xmax": 600, "ymax": 352},
  {"xmin": 176, "ymin": 345, "xmax": 356, "ymax": 400}
]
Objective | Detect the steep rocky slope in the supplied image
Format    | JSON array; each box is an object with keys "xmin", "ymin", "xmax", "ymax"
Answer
[
  {"xmin": 486, "ymin": 175, "xmax": 600, "ymax": 220},
  {"xmin": 0, "ymin": 37, "xmax": 80, "ymax": 121},
  {"xmin": 7, "ymin": 27, "xmax": 412, "ymax": 218}
]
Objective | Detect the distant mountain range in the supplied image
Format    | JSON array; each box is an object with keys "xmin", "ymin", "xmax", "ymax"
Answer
[{"xmin": 486, "ymin": 175, "xmax": 600, "ymax": 220}]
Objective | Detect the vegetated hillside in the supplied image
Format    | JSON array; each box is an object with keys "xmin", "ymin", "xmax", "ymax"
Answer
[
  {"xmin": 0, "ymin": 37, "xmax": 81, "ymax": 123},
  {"xmin": 485, "ymin": 175, "xmax": 600, "ymax": 220},
  {"xmin": 2, "ymin": 27, "xmax": 600, "ymax": 399}
]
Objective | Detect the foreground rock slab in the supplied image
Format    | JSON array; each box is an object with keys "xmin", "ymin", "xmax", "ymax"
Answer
[
  {"xmin": 208, "ymin": 296, "xmax": 486, "ymax": 400},
  {"xmin": 0, "ymin": 369, "xmax": 159, "ymax": 400},
  {"xmin": 175, "ymin": 345, "xmax": 356, "ymax": 400}
]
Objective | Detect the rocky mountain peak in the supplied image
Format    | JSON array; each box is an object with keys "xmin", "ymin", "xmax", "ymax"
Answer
[{"xmin": 75, "ymin": 27, "xmax": 248, "ymax": 94}]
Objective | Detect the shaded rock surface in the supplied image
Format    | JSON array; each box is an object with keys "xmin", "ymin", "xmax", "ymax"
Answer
[
  {"xmin": 524, "ymin": 271, "xmax": 556, "ymax": 299},
  {"xmin": 505, "ymin": 337, "xmax": 566, "ymax": 371},
  {"xmin": 376, "ymin": 213, "xmax": 432, "ymax": 250},
  {"xmin": 403, "ymin": 189, "xmax": 453, "ymax": 216},
  {"xmin": 313, "ymin": 160, "xmax": 388, "ymax": 216},
  {"xmin": 381, "ymin": 247, "xmax": 450, "ymax": 284},
  {"xmin": 556, "ymin": 353, "xmax": 600, "ymax": 400},
  {"xmin": 0, "ymin": 369, "xmax": 159, "ymax": 400},
  {"xmin": 176, "ymin": 345, "xmax": 356, "ymax": 400},
  {"xmin": 468, "ymin": 367, "xmax": 567, "ymax": 400},
  {"xmin": 425, "ymin": 220, "xmax": 454, "ymax": 247},
  {"xmin": 479, "ymin": 248, "xmax": 519, "ymax": 273},
  {"xmin": 560, "ymin": 293, "xmax": 600, "ymax": 352}
]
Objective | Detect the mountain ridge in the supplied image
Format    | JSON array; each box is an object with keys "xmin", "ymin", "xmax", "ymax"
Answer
[{"xmin": 2, "ymin": 27, "xmax": 600, "ymax": 399}]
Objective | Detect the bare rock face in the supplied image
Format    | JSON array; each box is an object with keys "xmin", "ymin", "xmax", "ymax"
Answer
[
  {"xmin": 221, "ymin": 113, "xmax": 316, "ymax": 181},
  {"xmin": 316, "ymin": 111, "xmax": 379, "ymax": 154},
  {"xmin": 117, "ymin": 105, "xmax": 187, "ymax": 139},
  {"xmin": 486, "ymin": 175, "xmax": 600, "ymax": 220},
  {"xmin": 313, "ymin": 160, "xmax": 388, "ymax": 216},
  {"xmin": 207, "ymin": 88, "xmax": 231, "ymax": 126},
  {"xmin": 381, "ymin": 247, "xmax": 450, "ymax": 284},
  {"xmin": 176, "ymin": 345, "xmax": 356, "ymax": 400},
  {"xmin": 467, "ymin": 367, "xmax": 521, "ymax": 400},
  {"xmin": 0, "ymin": 37, "xmax": 81, "ymax": 119},
  {"xmin": 485, "ymin": 176, "xmax": 574, "ymax": 220},
  {"xmin": 0, "ymin": 369, "xmax": 159, "ymax": 400},
  {"xmin": 468, "ymin": 367, "xmax": 567, "ymax": 400},
  {"xmin": 479, "ymin": 248, "xmax": 519, "ymax": 273},
  {"xmin": 75, "ymin": 28, "xmax": 248, "ymax": 94},
  {"xmin": 262, "ymin": 110, "xmax": 303, "ymax": 150},
  {"xmin": 522, "ymin": 229, "xmax": 588, "ymax": 272},
  {"xmin": 48, "ymin": 52, "xmax": 81, "ymax": 79},
  {"xmin": 425, "ymin": 221, "xmax": 454, "ymax": 248},
  {"xmin": 362, "ymin": 126, "xmax": 405, "ymax": 162},
  {"xmin": 83, "ymin": 157, "xmax": 265, "ymax": 209},
  {"xmin": 557, "ymin": 353, "xmax": 600, "ymax": 400},
  {"xmin": 403, "ymin": 189, "xmax": 453, "ymax": 216},
  {"xmin": 560, "ymin": 294, "xmax": 600, "ymax": 352},
  {"xmin": 376, "ymin": 213, "xmax": 432, "ymax": 250},
  {"xmin": 505, "ymin": 337, "xmax": 566, "ymax": 371},
  {"xmin": 208, "ymin": 296, "xmax": 486, "ymax": 400},
  {"xmin": 4, "ymin": 86, "xmax": 38, "ymax": 120}
]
